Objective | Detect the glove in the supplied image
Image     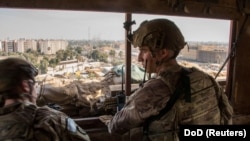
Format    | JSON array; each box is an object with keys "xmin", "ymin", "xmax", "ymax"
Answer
[{"xmin": 99, "ymin": 115, "xmax": 113, "ymax": 126}]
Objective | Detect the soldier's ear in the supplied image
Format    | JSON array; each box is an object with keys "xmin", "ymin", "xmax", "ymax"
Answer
[
  {"xmin": 159, "ymin": 48, "xmax": 170, "ymax": 59},
  {"xmin": 21, "ymin": 80, "xmax": 30, "ymax": 93}
]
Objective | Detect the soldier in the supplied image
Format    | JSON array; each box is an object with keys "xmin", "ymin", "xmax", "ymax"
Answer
[
  {"xmin": 100, "ymin": 19, "xmax": 233, "ymax": 141},
  {"xmin": 0, "ymin": 57, "xmax": 90, "ymax": 141}
]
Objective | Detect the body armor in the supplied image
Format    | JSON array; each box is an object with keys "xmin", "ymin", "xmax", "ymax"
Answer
[{"xmin": 108, "ymin": 65, "xmax": 233, "ymax": 141}]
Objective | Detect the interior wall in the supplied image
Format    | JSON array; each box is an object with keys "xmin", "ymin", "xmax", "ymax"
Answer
[
  {"xmin": 232, "ymin": 16, "xmax": 250, "ymax": 114},
  {"xmin": 0, "ymin": 0, "xmax": 241, "ymax": 20}
]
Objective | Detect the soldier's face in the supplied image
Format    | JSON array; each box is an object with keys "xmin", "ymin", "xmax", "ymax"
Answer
[
  {"xmin": 31, "ymin": 82, "xmax": 38, "ymax": 104},
  {"xmin": 25, "ymin": 79, "xmax": 37, "ymax": 104},
  {"xmin": 138, "ymin": 46, "xmax": 157, "ymax": 73}
]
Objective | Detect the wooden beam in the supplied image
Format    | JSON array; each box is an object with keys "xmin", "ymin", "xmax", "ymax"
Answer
[
  {"xmin": 0, "ymin": 0, "xmax": 242, "ymax": 19},
  {"xmin": 232, "ymin": 16, "xmax": 250, "ymax": 114},
  {"xmin": 125, "ymin": 13, "xmax": 132, "ymax": 96}
]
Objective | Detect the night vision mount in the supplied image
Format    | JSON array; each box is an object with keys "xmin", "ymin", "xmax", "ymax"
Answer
[{"xmin": 123, "ymin": 20, "xmax": 136, "ymax": 42}]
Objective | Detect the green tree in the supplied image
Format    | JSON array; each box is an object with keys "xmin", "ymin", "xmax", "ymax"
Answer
[
  {"xmin": 56, "ymin": 50, "xmax": 64, "ymax": 61},
  {"xmin": 91, "ymin": 50, "xmax": 99, "ymax": 61},
  {"xmin": 49, "ymin": 58, "xmax": 59, "ymax": 68},
  {"xmin": 109, "ymin": 49, "xmax": 116, "ymax": 63},
  {"xmin": 119, "ymin": 51, "xmax": 123, "ymax": 59},
  {"xmin": 99, "ymin": 53, "xmax": 108, "ymax": 63},
  {"xmin": 39, "ymin": 59, "xmax": 49, "ymax": 74},
  {"xmin": 91, "ymin": 50, "xmax": 108, "ymax": 62},
  {"xmin": 49, "ymin": 58, "xmax": 59, "ymax": 74},
  {"xmin": 63, "ymin": 50, "xmax": 69, "ymax": 60},
  {"xmin": 75, "ymin": 47, "xmax": 83, "ymax": 54}
]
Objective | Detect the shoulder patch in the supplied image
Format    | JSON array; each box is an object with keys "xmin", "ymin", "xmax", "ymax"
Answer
[{"xmin": 66, "ymin": 118, "xmax": 77, "ymax": 133}]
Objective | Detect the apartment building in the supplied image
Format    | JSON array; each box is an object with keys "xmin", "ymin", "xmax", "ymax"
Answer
[
  {"xmin": 23, "ymin": 39, "xmax": 37, "ymax": 51},
  {"xmin": 1, "ymin": 39, "xmax": 68, "ymax": 54},
  {"xmin": 1, "ymin": 40, "xmax": 15, "ymax": 53},
  {"xmin": 38, "ymin": 39, "xmax": 68, "ymax": 55},
  {"xmin": 15, "ymin": 39, "xmax": 25, "ymax": 53}
]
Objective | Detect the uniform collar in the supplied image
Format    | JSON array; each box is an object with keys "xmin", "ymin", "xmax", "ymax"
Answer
[{"xmin": 157, "ymin": 62, "xmax": 182, "ymax": 76}]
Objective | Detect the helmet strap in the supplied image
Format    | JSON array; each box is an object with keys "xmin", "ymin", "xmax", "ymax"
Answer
[
  {"xmin": 140, "ymin": 60, "xmax": 148, "ymax": 88},
  {"xmin": 26, "ymin": 81, "xmax": 34, "ymax": 102}
]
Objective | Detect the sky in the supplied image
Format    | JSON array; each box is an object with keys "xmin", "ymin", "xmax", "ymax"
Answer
[{"xmin": 0, "ymin": 8, "xmax": 231, "ymax": 42}]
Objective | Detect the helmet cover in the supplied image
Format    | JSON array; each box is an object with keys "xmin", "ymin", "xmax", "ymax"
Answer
[
  {"xmin": 132, "ymin": 19, "xmax": 186, "ymax": 57},
  {"xmin": 0, "ymin": 57, "xmax": 38, "ymax": 93}
]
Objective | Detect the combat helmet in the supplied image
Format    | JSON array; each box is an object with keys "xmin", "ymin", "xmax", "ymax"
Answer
[
  {"xmin": 131, "ymin": 18, "xmax": 186, "ymax": 58},
  {"xmin": 0, "ymin": 57, "xmax": 38, "ymax": 94}
]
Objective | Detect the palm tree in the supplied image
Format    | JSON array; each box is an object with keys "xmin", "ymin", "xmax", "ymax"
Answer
[{"xmin": 109, "ymin": 49, "xmax": 116, "ymax": 63}]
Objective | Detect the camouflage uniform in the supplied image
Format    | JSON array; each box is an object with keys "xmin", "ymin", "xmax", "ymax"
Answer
[
  {"xmin": 0, "ymin": 101, "xmax": 90, "ymax": 141},
  {"xmin": 107, "ymin": 63, "xmax": 232, "ymax": 141},
  {"xmin": 0, "ymin": 57, "xmax": 91, "ymax": 141}
]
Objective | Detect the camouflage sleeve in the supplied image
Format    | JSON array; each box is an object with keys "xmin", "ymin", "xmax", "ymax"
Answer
[
  {"xmin": 107, "ymin": 79, "xmax": 171, "ymax": 134},
  {"xmin": 33, "ymin": 106, "xmax": 90, "ymax": 141},
  {"xmin": 36, "ymin": 83, "xmax": 78, "ymax": 107}
]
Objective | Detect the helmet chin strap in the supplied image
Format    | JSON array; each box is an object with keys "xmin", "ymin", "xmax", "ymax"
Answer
[
  {"xmin": 140, "ymin": 60, "xmax": 148, "ymax": 88},
  {"xmin": 25, "ymin": 81, "xmax": 35, "ymax": 103}
]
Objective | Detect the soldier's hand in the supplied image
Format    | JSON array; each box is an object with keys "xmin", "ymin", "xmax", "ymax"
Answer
[{"xmin": 99, "ymin": 115, "xmax": 113, "ymax": 126}]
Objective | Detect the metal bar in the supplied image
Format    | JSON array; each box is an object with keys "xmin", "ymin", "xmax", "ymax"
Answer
[
  {"xmin": 125, "ymin": 13, "xmax": 132, "ymax": 96},
  {"xmin": 73, "ymin": 116, "xmax": 100, "ymax": 121}
]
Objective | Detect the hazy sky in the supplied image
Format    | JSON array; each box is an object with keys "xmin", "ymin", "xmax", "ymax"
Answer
[{"xmin": 0, "ymin": 8, "xmax": 231, "ymax": 42}]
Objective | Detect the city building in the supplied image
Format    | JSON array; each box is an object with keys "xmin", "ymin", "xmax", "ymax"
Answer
[{"xmin": 38, "ymin": 39, "xmax": 68, "ymax": 55}]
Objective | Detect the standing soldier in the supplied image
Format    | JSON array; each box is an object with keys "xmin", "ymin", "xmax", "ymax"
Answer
[
  {"xmin": 0, "ymin": 57, "xmax": 90, "ymax": 141},
  {"xmin": 100, "ymin": 18, "xmax": 233, "ymax": 141}
]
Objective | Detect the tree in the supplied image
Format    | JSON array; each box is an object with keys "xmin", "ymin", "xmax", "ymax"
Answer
[
  {"xmin": 75, "ymin": 47, "xmax": 83, "ymax": 54},
  {"xmin": 63, "ymin": 50, "xmax": 69, "ymax": 60},
  {"xmin": 91, "ymin": 50, "xmax": 99, "ymax": 61},
  {"xmin": 109, "ymin": 49, "xmax": 116, "ymax": 63},
  {"xmin": 56, "ymin": 50, "xmax": 64, "ymax": 61},
  {"xmin": 39, "ymin": 59, "xmax": 49, "ymax": 74},
  {"xmin": 91, "ymin": 49, "xmax": 108, "ymax": 62},
  {"xmin": 49, "ymin": 58, "xmax": 59, "ymax": 68},
  {"xmin": 119, "ymin": 51, "xmax": 123, "ymax": 59}
]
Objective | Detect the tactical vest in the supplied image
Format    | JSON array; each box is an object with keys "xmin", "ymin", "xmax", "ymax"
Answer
[
  {"xmin": 0, "ymin": 102, "xmax": 36, "ymax": 141},
  {"xmin": 144, "ymin": 67, "xmax": 233, "ymax": 141}
]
